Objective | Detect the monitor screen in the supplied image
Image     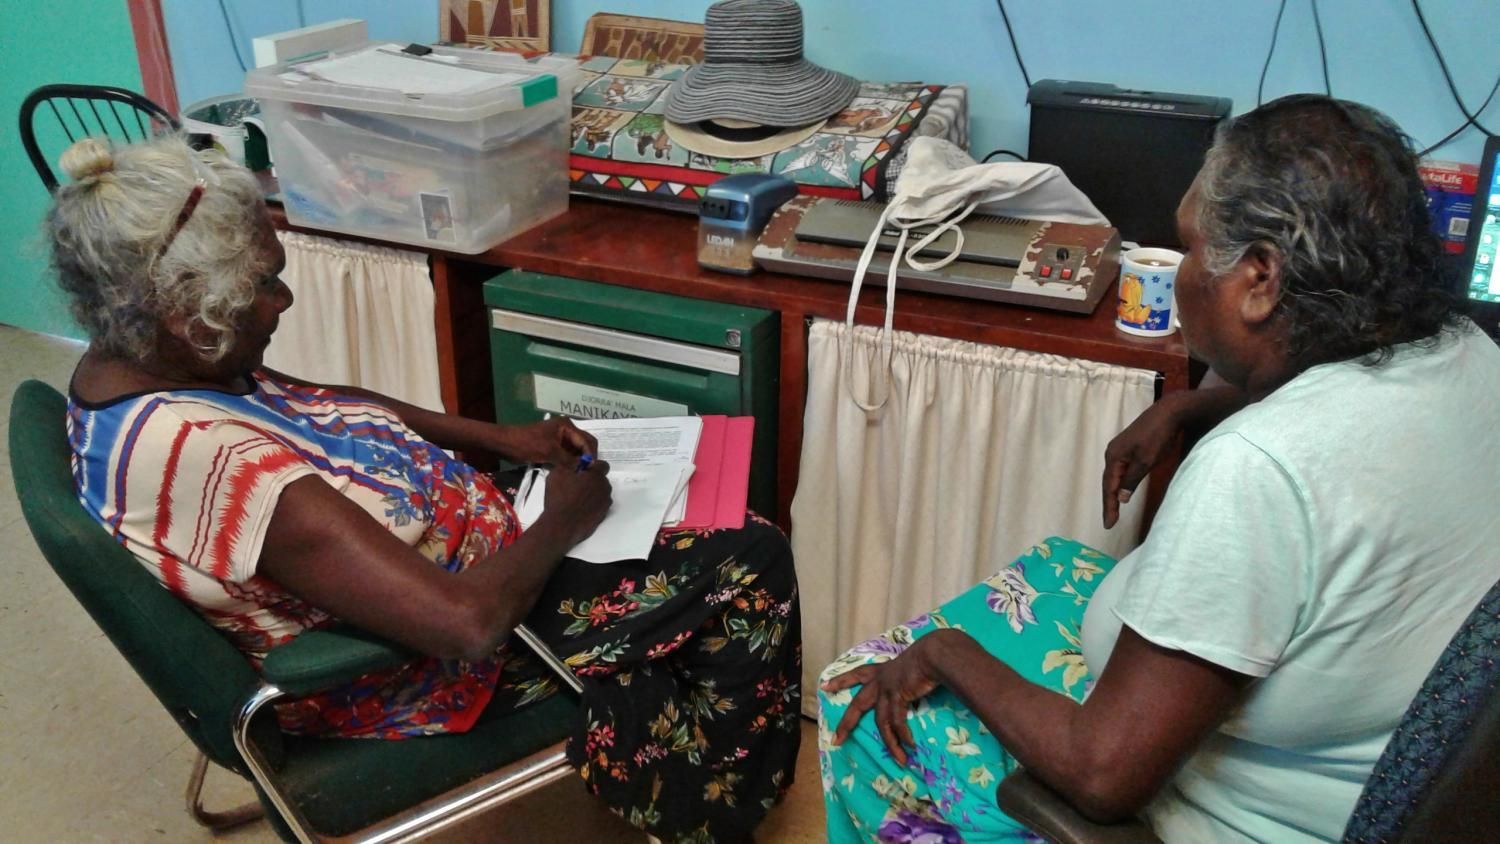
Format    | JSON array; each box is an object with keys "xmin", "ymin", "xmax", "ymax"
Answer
[{"xmin": 1463, "ymin": 141, "xmax": 1500, "ymax": 305}]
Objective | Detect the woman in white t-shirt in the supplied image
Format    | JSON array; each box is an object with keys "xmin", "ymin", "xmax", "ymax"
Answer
[{"xmin": 819, "ymin": 94, "xmax": 1500, "ymax": 843}]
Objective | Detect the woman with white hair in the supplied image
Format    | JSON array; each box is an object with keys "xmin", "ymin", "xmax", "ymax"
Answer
[
  {"xmin": 49, "ymin": 134, "xmax": 799, "ymax": 844},
  {"xmin": 819, "ymin": 95, "xmax": 1500, "ymax": 843}
]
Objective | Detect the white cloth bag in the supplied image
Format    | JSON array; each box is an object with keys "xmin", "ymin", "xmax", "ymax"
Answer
[{"xmin": 846, "ymin": 137, "xmax": 1109, "ymax": 411}]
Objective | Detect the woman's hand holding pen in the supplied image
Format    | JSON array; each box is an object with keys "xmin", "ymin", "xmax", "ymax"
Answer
[
  {"xmin": 509, "ymin": 416, "xmax": 598, "ymax": 467},
  {"xmin": 542, "ymin": 455, "xmax": 612, "ymax": 545},
  {"xmin": 508, "ymin": 415, "xmax": 609, "ymax": 544}
]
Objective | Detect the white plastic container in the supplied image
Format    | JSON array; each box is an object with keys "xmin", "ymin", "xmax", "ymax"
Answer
[{"xmin": 245, "ymin": 43, "xmax": 578, "ymax": 254}]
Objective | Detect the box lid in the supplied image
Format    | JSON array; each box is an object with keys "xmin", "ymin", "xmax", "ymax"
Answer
[{"xmin": 245, "ymin": 42, "xmax": 576, "ymax": 122}]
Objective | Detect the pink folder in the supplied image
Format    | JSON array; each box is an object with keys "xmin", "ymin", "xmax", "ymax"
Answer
[
  {"xmin": 672, "ymin": 415, "xmax": 754, "ymax": 531},
  {"xmin": 677, "ymin": 415, "xmax": 726, "ymax": 530},
  {"xmin": 713, "ymin": 417, "xmax": 754, "ymax": 531}
]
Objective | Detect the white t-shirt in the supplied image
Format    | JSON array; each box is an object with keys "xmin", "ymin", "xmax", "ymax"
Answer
[{"xmin": 1081, "ymin": 323, "xmax": 1500, "ymax": 843}]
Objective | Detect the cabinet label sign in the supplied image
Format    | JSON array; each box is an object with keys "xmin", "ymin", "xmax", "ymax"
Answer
[{"xmin": 533, "ymin": 374, "xmax": 688, "ymax": 420}]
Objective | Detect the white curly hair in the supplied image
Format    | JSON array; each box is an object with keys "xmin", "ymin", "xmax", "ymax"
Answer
[{"xmin": 45, "ymin": 134, "xmax": 272, "ymax": 362}]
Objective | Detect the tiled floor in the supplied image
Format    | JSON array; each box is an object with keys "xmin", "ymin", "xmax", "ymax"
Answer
[{"xmin": 0, "ymin": 325, "xmax": 826, "ymax": 842}]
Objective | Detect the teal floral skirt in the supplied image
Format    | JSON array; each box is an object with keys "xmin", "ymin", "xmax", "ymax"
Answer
[{"xmin": 818, "ymin": 537, "xmax": 1118, "ymax": 842}]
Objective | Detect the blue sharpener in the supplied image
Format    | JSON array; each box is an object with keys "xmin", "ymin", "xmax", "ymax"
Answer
[{"xmin": 697, "ymin": 174, "xmax": 798, "ymax": 275}]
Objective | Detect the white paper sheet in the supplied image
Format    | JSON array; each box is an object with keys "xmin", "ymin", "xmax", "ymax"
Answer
[
  {"xmin": 662, "ymin": 463, "xmax": 695, "ymax": 525},
  {"xmin": 513, "ymin": 416, "xmax": 704, "ymax": 562},
  {"xmin": 516, "ymin": 462, "xmax": 693, "ymax": 563},
  {"xmin": 577, "ymin": 417, "xmax": 702, "ymax": 467}
]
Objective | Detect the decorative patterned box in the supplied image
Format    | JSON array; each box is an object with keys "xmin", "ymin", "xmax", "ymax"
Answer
[{"xmin": 564, "ymin": 54, "xmax": 968, "ymax": 210}]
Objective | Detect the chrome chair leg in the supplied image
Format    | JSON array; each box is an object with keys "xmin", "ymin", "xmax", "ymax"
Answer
[
  {"xmin": 232, "ymin": 679, "xmax": 579, "ymax": 843},
  {"xmin": 185, "ymin": 750, "xmax": 264, "ymax": 830},
  {"xmin": 514, "ymin": 623, "xmax": 584, "ymax": 693},
  {"xmin": 234, "ymin": 683, "xmax": 322, "ymax": 844}
]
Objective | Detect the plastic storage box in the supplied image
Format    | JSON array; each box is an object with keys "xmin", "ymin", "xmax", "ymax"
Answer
[{"xmin": 246, "ymin": 43, "xmax": 577, "ymax": 254}]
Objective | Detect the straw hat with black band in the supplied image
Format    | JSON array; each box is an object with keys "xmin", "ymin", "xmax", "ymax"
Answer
[{"xmin": 664, "ymin": 0, "xmax": 859, "ymax": 158}]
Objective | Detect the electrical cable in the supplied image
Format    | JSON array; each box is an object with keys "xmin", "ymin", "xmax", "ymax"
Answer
[
  {"xmin": 218, "ymin": 0, "xmax": 249, "ymax": 73},
  {"xmin": 1411, "ymin": 0, "xmax": 1495, "ymax": 137},
  {"xmin": 995, "ymin": 0, "xmax": 1032, "ymax": 90},
  {"xmin": 1310, "ymin": 0, "xmax": 1331, "ymax": 96},
  {"xmin": 1419, "ymin": 70, "xmax": 1500, "ymax": 156},
  {"xmin": 296, "ymin": 0, "xmax": 307, "ymax": 28},
  {"xmin": 1257, "ymin": 0, "xmax": 1290, "ymax": 106},
  {"xmin": 981, "ymin": 149, "xmax": 1028, "ymax": 163}
]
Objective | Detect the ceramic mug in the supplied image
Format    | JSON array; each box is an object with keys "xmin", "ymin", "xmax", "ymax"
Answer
[{"xmin": 1115, "ymin": 247, "xmax": 1182, "ymax": 337}]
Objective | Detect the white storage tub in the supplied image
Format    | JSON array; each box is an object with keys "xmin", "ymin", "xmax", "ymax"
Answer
[{"xmin": 246, "ymin": 43, "xmax": 578, "ymax": 253}]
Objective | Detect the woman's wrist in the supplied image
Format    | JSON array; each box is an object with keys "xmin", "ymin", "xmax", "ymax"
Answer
[{"xmin": 484, "ymin": 423, "xmax": 526, "ymax": 462}]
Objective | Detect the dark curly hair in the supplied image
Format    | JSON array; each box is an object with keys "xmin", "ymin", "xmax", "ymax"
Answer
[{"xmin": 1194, "ymin": 94, "xmax": 1463, "ymax": 367}]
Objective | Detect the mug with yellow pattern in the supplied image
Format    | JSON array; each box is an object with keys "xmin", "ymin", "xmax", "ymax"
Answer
[{"xmin": 1116, "ymin": 247, "xmax": 1182, "ymax": 337}]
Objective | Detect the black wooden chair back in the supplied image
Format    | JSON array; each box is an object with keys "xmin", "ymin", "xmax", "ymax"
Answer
[{"xmin": 19, "ymin": 84, "xmax": 180, "ymax": 192}]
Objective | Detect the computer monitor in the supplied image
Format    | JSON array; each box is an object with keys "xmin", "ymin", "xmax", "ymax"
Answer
[{"xmin": 1458, "ymin": 135, "xmax": 1500, "ymax": 335}]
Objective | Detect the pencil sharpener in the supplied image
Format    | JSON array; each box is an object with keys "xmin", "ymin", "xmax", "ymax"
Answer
[{"xmin": 697, "ymin": 174, "xmax": 798, "ymax": 275}]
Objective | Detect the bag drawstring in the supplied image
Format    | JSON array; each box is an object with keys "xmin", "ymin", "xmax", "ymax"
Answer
[{"xmin": 843, "ymin": 200, "xmax": 980, "ymax": 413}]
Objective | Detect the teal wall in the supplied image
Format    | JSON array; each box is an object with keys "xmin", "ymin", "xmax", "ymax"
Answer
[
  {"xmin": 0, "ymin": 0, "xmax": 143, "ymax": 337},
  {"xmin": 165, "ymin": 0, "xmax": 1496, "ymax": 164},
  {"xmin": 9, "ymin": 1, "xmax": 1494, "ymax": 334}
]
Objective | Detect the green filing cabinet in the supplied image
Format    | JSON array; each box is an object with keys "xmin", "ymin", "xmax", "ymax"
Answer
[{"xmin": 484, "ymin": 271, "xmax": 780, "ymax": 516}]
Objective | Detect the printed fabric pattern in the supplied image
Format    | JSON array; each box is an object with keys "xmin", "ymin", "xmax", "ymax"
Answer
[
  {"xmin": 819, "ymin": 536, "xmax": 1116, "ymax": 842},
  {"xmin": 68, "ymin": 373, "xmax": 516, "ymax": 737},
  {"xmin": 475, "ymin": 480, "xmax": 804, "ymax": 844},
  {"xmin": 567, "ymin": 54, "xmax": 962, "ymax": 205}
]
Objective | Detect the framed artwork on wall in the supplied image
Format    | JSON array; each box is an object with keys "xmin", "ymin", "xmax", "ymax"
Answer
[
  {"xmin": 579, "ymin": 13, "xmax": 704, "ymax": 64},
  {"xmin": 440, "ymin": 0, "xmax": 551, "ymax": 52}
]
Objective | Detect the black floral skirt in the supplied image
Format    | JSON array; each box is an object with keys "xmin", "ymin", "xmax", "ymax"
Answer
[{"xmin": 485, "ymin": 506, "xmax": 803, "ymax": 844}]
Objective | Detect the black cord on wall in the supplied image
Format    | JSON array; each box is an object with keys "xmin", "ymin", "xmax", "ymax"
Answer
[
  {"xmin": 992, "ymin": 0, "xmax": 1493, "ymax": 159},
  {"xmin": 1411, "ymin": 0, "xmax": 1496, "ymax": 138},
  {"xmin": 218, "ymin": 0, "xmax": 249, "ymax": 73},
  {"xmin": 995, "ymin": 0, "xmax": 1032, "ymax": 91},
  {"xmin": 1310, "ymin": 0, "xmax": 1331, "ymax": 96},
  {"xmin": 1419, "ymin": 71, "xmax": 1500, "ymax": 156},
  {"xmin": 1257, "ymin": 0, "xmax": 1291, "ymax": 106}
]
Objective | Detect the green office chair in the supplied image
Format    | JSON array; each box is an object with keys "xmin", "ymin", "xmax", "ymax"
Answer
[{"xmin": 8, "ymin": 379, "xmax": 583, "ymax": 842}]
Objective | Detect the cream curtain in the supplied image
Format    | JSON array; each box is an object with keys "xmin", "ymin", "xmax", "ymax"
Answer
[
  {"xmin": 791, "ymin": 319, "xmax": 1157, "ymax": 711},
  {"xmin": 266, "ymin": 231, "xmax": 444, "ymax": 411}
]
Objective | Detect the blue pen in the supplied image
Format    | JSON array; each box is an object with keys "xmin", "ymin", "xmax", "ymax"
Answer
[{"xmin": 576, "ymin": 453, "xmax": 594, "ymax": 473}]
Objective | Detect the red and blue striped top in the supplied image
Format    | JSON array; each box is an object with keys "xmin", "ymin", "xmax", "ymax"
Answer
[{"xmin": 68, "ymin": 371, "xmax": 518, "ymax": 738}]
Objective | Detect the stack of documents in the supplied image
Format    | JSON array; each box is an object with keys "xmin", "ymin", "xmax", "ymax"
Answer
[{"xmin": 515, "ymin": 417, "xmax": 702, "ymax": 563}]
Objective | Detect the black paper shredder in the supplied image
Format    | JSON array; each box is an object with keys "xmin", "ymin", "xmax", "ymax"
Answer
[{"xmin": 1027, "ymin": 80, "xmax": 1232, "ymax": 247}]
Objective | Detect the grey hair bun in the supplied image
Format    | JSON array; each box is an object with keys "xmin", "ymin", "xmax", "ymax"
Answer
[{"xmin": 59, "ymin": 138, "xmax": 116, "ymax": 182}]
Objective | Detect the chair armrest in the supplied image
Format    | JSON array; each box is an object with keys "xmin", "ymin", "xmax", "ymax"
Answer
[
  {"xmin": 996, "ymin": 769, "xmax": 1162, "ymax": 844},
  {"xmin": 260, "ymin": 626, "xmax": 414, "ymax": 697}
]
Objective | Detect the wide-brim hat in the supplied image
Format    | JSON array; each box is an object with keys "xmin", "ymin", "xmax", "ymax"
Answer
[
  {"xmin": 664, "ymin": 117, "xmax": 826, "ymax": 159},
  {"xmin": 664, "ymin": 0, "xmax": 859, "ymax": 128}
]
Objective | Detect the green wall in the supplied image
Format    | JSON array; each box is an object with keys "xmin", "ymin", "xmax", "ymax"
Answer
[{"xmin": 0, "ymin": 0, "xmax": 143, "ymax": 338}]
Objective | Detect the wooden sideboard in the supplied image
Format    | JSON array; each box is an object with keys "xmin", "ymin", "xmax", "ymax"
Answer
[{"xmin": 270, "ymin": 198, "xmax": 1193, "ymax": 530}]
